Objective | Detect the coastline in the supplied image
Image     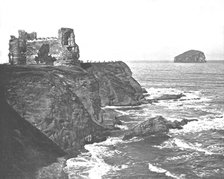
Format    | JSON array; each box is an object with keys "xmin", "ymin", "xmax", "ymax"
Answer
[{"xmin": 0, "ymin": 61, "xmax": 146, "ymax": 178}]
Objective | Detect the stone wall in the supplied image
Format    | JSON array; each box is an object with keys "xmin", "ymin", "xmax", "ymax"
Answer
[
  {"xmin": 9, "ymin": 28, "xmax": 80, "ymax": 66},
  {"xmin": 8, "ymin": 36, "xmax": 26, "ymax": 65}
]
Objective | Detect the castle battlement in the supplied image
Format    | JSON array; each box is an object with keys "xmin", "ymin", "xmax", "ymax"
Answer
[{"xmin": 27, "ymin": 37, "xmax": 58, "ymax": 42}]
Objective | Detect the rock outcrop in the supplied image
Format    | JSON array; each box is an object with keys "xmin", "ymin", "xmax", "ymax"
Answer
[
  {"xmin": 123, "ymin": 116, "xmax": 197, "ymax": 140},
  {"xmin": 154, "ymin": 93, "xmax": 185, "ymax": 101},
  {"xmin": 0, "ymin": 88, "xmax": 66, "ymax": 179},
  {"xmin": 0, "ymin": 60, "xmax": 145, "ymax": 155},
  {"xmin": 174, "ymin": 50, "xmax": 206, "ymax": 63},
  {"xmin": 82, "ymin": 61, "xmax": 144, "ymax": 106},
  {"xmin": 0, "ymin": 64, "xmax": 110, "ymax": 156}
]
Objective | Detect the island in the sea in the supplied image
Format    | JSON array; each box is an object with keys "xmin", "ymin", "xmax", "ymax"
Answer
[{"xmin": 174, "ymin": 50, "xmax": 206, "ymax": 63}]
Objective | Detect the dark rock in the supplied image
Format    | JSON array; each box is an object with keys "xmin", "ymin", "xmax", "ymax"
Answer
[
  {"xmin": 0, "ymin": 88, "xmax": 66, "ymax": 179},
  {"xmin": 114, "ymin": 117, "xmax": 123, "ymax": 125},
  {"xmin": 139, "ymin": 93, "xmax": 184, "ymax": 104},
  {"xmin": 174, "ymin": 50, "xmax": 206, "ymax": 63},
  {"xmin": 115, "ymin": 115, "xmax": 132, "ymax": 123},
  {"xmin": 0, "ymin": 60, "xmax": 145, "ymax": 155},
  {"xmin": 142, "ymin": 88, "xmax": 148, "ymax": 93},
  {"xmin": 99, "ymin": 108, "xmax": 120, "ymax": 129},
  {"xmin": 143, "ymin": 93, "xmax": 150, "ymax": 97},
  {"xmin": 123, "ymin": 116, "xmax": 197, "ymax": 140},
  {"xmin": 85, "ymin": 61, "xmax": 144, "ymax": 106},
  {"xmin": 0, "ymin": 64, "xmax": 108, "ymax": 155},
  {"xmin": 154, "ymin": 93, "xmax": 185, "ymax": 101}
]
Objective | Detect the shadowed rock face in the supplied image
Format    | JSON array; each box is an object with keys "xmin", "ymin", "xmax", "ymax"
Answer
[
  {"xmin": 174, "ymin": 50, "xmax": 206, "ymax": 63},
  {"xmin": 83, "ymin": 61, "xmax": 144, "ymax": 106},
  {"xmin": 0, "ymin": 60, "xmax": 144, "ymax": 157},
  {"xmin": 0, "ymin": 64, "xmax": 108, "ymax": 155},
  {"xmin": 0, "ymin": 89, "xmax": 66, "ymax": 179}
]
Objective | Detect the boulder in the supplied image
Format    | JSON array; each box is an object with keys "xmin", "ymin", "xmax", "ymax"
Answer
[
  {"xmin": 123, "ymin": 116, "xmax": 197, "ymax": 140},
  {"xmin": 154, "ymin": 93, "xmax": 185, "ymax": 101},
  {"xmin": 174, "ymin": 50, "xmax": 206, "ymax": 63},
  {"xmin": 141, "ymin": 88, "xmax": 148, "ymax": 93}
]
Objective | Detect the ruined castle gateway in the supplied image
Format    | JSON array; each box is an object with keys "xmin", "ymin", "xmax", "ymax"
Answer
[{"xmin": 8, "ymin": 28, "xmax": 80, "ymax": 65}]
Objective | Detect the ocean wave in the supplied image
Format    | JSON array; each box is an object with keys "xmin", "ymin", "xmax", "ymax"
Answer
[
  {"xmin": 115, "ymin": 124, "xmax": 129, "ymax": 130},
  {"xmin": 170, "ymin": 115, "xmax": 224, "ymax": 134},
  {"xmin": 154, "ymin": 138, "xmax": 215, "ymax": 155},
  {"xmin": 65, "ymin": 145, "xmax": 113, "ymax": 179},
  {"xmin": 145, "ymin": 88, "xmax": 212, "ymax": 114},
  {"xmin": 166, "ymin": 153, "xmax": 197, "ymax": 161},
  {"xmin": 64, "ymin": 137, "xmax": 143, "ymax": 179},
  {"xmin": 145, "ymin": 87, "xmax": 183, "ymax": 99},
  {"xmin": 148, "ymin": 163, "xmax": 184, "ymax": 179}
]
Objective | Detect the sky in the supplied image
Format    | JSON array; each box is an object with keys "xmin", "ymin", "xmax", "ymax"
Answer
[{"xmin": 0, "ymin": 0, "xmax": 224, "ymax": 63}]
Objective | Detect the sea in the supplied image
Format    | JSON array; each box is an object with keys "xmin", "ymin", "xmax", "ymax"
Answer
[{"xmin": 64, "ymin": 61, "xmax": 224, "ymax": 179}]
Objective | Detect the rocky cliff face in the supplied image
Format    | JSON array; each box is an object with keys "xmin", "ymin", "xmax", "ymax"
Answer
[
  {"xmin": 174, "ymin": 50, "xmax": 206, "ymax": 63},
  {"xmin": 0, "ymin": 65, "xmax": 109, "ymax": 156},
  {"xmin": 0, "ymin": 61, "xmax": 144, "ymax": 155},
  {"xmin": 0, "ymin": 60, "xmax": 145, "ymax": 178},
  {"xmin": 82, "ymin": 61, "xmax": 144, "ymax": 106},
  {"xmin": 0, "ymin": 89, "xmax": 66, "ymax": 179}
]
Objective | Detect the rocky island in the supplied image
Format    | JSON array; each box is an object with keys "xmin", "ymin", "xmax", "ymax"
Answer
[{"xmin": 174, "ymin": 50, "xmax": 206, "ymax": 63}]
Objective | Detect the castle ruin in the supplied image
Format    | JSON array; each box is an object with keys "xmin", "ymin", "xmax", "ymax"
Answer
[{"xmin": 8, "ymin": 28, "xmax": 80, "ymax": 65}]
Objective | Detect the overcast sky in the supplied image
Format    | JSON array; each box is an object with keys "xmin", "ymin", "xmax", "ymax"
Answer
[{"xmin": 0, "ymin": 0, "xmax": 224, "ymax": 63}]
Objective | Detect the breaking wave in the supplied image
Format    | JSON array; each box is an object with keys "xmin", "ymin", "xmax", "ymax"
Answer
[
  {"xmin": 148, "ymin": 163, "xmax": 184, "ymax": 179},
  {"xmin": 64, "ymin": 137, "xmax": 143, "ymax": 179},
  {"xmin": 154, "ymin": 138, "xmax": 217, "ymax": 155},
  {"xmin": 170, "ymin": 115, "xmax": 224, "ymax": 134}
]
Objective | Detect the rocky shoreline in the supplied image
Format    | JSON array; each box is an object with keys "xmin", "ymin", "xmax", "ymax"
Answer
[
  {"xmin": 0, "ymin": 61, "xmax": 199, "ymax": 178},
  {"xmin": 0, "ymin": 61, "xmax": 147, "ymax": 178},
  {"xmin": 1, "ymin": 27, "xmax": 199, "ymax": 178}
]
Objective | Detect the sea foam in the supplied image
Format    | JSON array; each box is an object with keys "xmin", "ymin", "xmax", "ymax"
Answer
[
  {"xmin": 148, "ymin": 163, "xmax": 184, "ymax": 179},
  {"xmin": 154, "ymin": 138, "xmax": 215, "ymax": 155},
  {"xmin": 65, "ymin": 137, "xmax": 143, "ymax": 179}
]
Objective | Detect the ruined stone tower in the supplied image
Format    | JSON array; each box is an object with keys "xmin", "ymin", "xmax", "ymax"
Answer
[{"xmin": 8, "ymin": 27, "xmax": 80, "ymax": 66}]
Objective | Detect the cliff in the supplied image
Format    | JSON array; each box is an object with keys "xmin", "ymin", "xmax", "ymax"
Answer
[
  {"xmin": 0, "ymin": 64, "xmax": 111, "ymax": 156},
  {"xmin": 0, "ymin": 89, "xmax": 66, "ymax": 179},
  {"xmin": 82, "ymin": 61, "xmax": 144, "ymax": 106},
  {"xmin": 174, "ymin": 50, "xmax": 206, "ymax": 63},
  {"xmin": 0, "ymin": 61, "xmax": 144, "ymax": 154},
  {"xmin": 3, "ymin": 26, "xmax": 147, "ymax": 178},
  {"xmin": 0, "ymin": 61, "xmax": 146, "ymax": 178}
]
